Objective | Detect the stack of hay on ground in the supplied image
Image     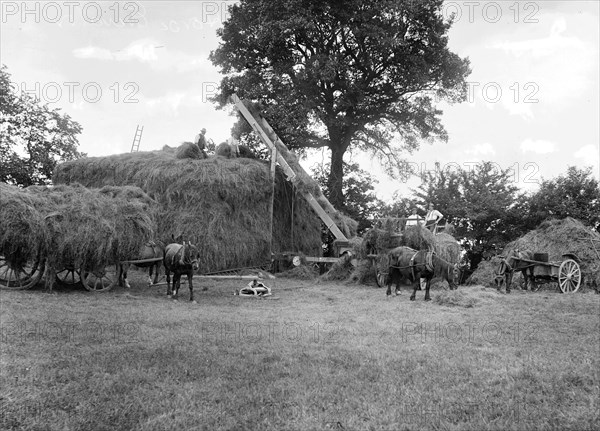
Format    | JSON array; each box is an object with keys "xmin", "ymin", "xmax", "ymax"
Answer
[
  {"xmin": 53, "ymin": 147, "xmax": 334, "ymax": 273},
  {"xmin": 468, "ymin": 217, "xmax": 600, "ymax": 288},
  {"xmin": 0, "ymin": 183, "xmax": 157, "ymax": 286}
]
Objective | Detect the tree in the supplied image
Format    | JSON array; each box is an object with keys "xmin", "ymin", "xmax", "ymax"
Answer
[
  {"xmin": 312, "ymin": 161, "xmax": 384, "ymax": 234},
  {"xmin": 412, "ymin": 161, "xmax": 520, "ymax": 269},
  {"xmin": 0, "ymin": 65, "xmax": 84, "ymax": 187},
  {"xmin": 524, "ymin": 166, "xmax": 600, "ymax": 231},
  {"xmin": 210, "ymin": 0, "xmax": 471, "ymax": 208}
]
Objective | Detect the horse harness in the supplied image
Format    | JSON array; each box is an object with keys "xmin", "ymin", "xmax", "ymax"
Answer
[{"xmin": 390, "ymin": 250, "xmax": 435, "ymax": 281}]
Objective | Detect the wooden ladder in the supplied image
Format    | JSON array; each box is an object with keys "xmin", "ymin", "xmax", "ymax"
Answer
[{"xmin": 130, "ymin": 125, "xmax": 144, "ymax": 152}]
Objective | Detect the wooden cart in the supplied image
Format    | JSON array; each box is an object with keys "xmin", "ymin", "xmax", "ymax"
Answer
[{"xmin": 512, "ymin": 253, "xmax": 582, "ymax": 293}]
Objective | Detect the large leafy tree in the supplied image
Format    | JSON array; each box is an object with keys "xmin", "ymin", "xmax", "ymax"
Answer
[
  {"xmin": 0, "ymin": 65, "xmax": 84, "ymax": 187},
  {"xmin": 210, "ymin": 0, "xmax": 471, "ymax": 208},
  {"xmin": 413, "ymin": 161, "xmax": 520, "ymax": 269},
  {"xmin": 524, "ymin": 166, "xmax": 600, "ymax": 232}
]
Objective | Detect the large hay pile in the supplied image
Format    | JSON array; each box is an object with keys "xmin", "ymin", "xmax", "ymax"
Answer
[
  {"xmin": 54, "ymin": 150, "xmax": 326, "ymax": 272},
  {"xmin": 468, "ymin": 217, "xmax": 600, "ymax": 287},
  {"xmin": 0, "ymin": 183, "xmax": 156, "ymax": 277}
]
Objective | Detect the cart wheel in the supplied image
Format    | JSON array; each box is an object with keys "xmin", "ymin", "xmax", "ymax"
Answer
[
  {"xmin": 82, "ymin": 265, "xmax": 117, "ymax": 292},
  {"xmin": 558, "ymin": 259, "xmax": 581, "ymax": 293},
  {"xmin": 0, "ymin": 254, "xmax": 44, "ymax": 290},
  {"xmin": 55, "ymin": 266, "xmax": 81, "ymax": 285},
  {"xmin": 373, "ymin": 259, "xmax": 386, "ymax": 288}
]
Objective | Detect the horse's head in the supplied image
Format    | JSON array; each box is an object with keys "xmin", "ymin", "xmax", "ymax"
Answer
[{"xmin": 181, "ymin": 241, "xmax": 200, "ymax": 271}]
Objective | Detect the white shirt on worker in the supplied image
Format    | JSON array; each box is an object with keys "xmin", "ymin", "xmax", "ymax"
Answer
[
  {"xmin": 405, "ymin": 215, "xmax": 424, "ymax": 227},
  {"xmin": 426, "ymin": 209, "xmax": 443, "ymax": 222}
]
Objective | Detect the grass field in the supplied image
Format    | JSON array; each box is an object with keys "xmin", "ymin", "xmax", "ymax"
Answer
[{"xmin": 1, "ymin": 271, "xmax": 599, "ymax": 431}]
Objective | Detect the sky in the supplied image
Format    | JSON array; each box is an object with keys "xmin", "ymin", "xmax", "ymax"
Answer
[{"xmin": 1, "ymin": 1, "xmax": 598, "ymax": 202}]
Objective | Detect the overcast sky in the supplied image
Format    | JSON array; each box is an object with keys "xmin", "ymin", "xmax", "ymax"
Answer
[{"xmin": 1, "ymin": 1, "xmax": 598, "ymax": 202}]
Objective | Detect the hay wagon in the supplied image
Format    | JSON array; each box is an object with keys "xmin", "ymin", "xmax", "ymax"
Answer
[
  {"xmin": 513, "ymin": 253, "xmax": 582, "ymax": 293},
  {"xmin": 0, "ymin": 253, "xmax": 163, "ymax": 292}
]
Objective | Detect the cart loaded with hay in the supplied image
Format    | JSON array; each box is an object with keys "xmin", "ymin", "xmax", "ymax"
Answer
[
  {"xmin": 493, "ymin": 218, "xmax": 600, "ymax": 293},
  {"xmin": 359, "ymin": 218, "xmax": 463, "ymax": 289},
  {"xmin": 0, "ymin": 183, "xmax": 160, "ymax": 291}
]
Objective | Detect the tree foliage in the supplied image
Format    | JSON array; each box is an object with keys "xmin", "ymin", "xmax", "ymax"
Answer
[
  {"xmin": 0, "ymin": 65, "xmax": 84, "ymax": 187},
  {"xmin": 210, "ymin": 0, "xmax": 471, "ymax": 208},
  {"xmin": 412, "ymin": 161, "xmax": 520, "ymax": 269},
  {"xmin": 524, "ymin": 166, "xmax": 600, "ymax": 231},
  {"xmin": 312, "ymin": 161, "xmax": 383, "ymax": 234}
]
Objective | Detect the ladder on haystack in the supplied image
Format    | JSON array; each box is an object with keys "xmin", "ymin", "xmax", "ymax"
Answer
[
  {"xmin": 130, "ymin": 125, "xmax": 144, "ymax": 152},
  {"xmin": 230, "ymin": 93, "xmax": 349, "ymax": 249}
]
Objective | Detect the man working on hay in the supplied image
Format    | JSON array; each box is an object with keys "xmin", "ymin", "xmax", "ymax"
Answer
[
  {"xmin": 194, "ymin": 128, "xmax": 207, "ymax": 151},
  {"xmin": 405, "ymin": 208, "xmax": 424, "ymax": 227},
  {"xmin": 425, "ymin": 203, "xmax": 444, "ymax": 233}
]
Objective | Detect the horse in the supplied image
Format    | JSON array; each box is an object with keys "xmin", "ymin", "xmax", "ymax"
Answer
[
  {"xmin": 494, "ymin": 248, "xmax": 534, "ymax": 293},
  {"xmin": 163, "ymin": 240, "xmax": 201, "ymax": 301},
  {"xmin": 384, "ymin": 246, "xmax": 461, "ymax": 301},
  {"xmin": 118, "ymin": 241, "xmax": 164, "ymax": 288}
]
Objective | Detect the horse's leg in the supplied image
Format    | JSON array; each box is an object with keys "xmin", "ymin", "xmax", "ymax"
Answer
[
  {"xmin": 165, "ymin": 268, "xmax": 172, "ymax": 296},
  {"xmin": 120, "ymin": 263, "xmax": 131, "ymax": 288},
  {"xmin": 386, "ymin": 270, "xmax": 393, "ymax": 296},
  {"xmin": 152, "ymin": 262, "xmax": 161, "ymax": 285},
  {"xmin": 188, "ymin": 270, "xmax": 194, "ymax": 302},
  {"xmin": 172, "ymin": 273, "xmax": 181, "ymax": 300},
  {"xmin": 394, "ymin": 275, "xmax": 401, "ymax": 296},
  {"xmin": 424, "ymin": 277, "xmax": 432, "ymax": 301},
  {"xmin": 410, "ymin": 278, "xmax": 418, "ymax": 301},
  {"xmin": 505, "ymin": 270, "xmax": 513, "ymax": 293}
]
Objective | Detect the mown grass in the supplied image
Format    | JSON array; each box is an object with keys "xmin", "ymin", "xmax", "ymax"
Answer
[{"xmin": 1, "ymin": 272, "xmax": 599, "ymax": 430}]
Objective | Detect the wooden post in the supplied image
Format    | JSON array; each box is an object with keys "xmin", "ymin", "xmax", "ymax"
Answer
[{"xmin": 269, "ymin": 145, "xmax": 277, "ymax": 257}]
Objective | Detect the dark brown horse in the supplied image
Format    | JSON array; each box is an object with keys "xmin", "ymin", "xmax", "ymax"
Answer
[
  {"xmin": 385, "ymin": 246, "xmax": 461, "ymax": 301},
  {"xmin": 118, "ymin": 241, "xmax": 164, "ymax": 288},
  {"xmin": 163, "ymin": 241, "xmax": 200, "ymax": 301},
  {"xmin": 494, "ymin": 248, "xmax": 534, "ymax": 293}
]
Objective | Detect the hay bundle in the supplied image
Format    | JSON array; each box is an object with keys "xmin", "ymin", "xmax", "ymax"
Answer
[
  {"xmin": 433, "ymin": 232, "xmax": 461, "ymax": 263},
  {"xmin": 0, "ymin": 183, "xmax": 49, "ymax": 264},
  {"xmin": 0, "ymin": 183, "xmax": 157, "ymax": 276},
  {"xmin": 175, "ymin": 142, "xmax": 205, "ymax": 159},
  {"xmin": 54, "ymin": 150, "xmax": 323, "ymax": 273},
  {"xmin": 25, "ymin": 184, "xmax": 157, "ymax": 272}
]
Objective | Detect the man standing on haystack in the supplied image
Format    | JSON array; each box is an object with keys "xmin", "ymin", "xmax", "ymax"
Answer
[
  {"xmin": 194, "ymin": 128, "xmax": 207, "ymax": 152},
  {"xmin": 425, "ymin": 203, "xmax": 444, "ymax": 233}
]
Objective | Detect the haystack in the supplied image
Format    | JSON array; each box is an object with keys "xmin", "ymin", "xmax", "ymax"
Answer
[
  {"xmin": 468, "ymin": 217, "xmax": 600, "ymax": 287},
  {"xmin": 54, "ymin": 150, "xmax": 325, "ymax": 273},
  {"xmin": 0, "ymin": 183, "xmax": 157, "ymax": 277}
]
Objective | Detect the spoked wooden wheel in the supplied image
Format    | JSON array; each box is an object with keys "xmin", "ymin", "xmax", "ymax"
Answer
[
  {"xmin": 55, "ymin": 266, "xmax": 81, "ymax": 285},
  {"xmin": 558, "ymin": 259, "xmax": 581, "ymax": 293},
  {"xmin": 82, "ymin": 265, "xmax": 117, "ymax": 292},
  {"xmin": 0, "ymin": 254, "xmax": 44, "ymax": 290},
  {"xmin": 373, "ymin": 259, "xmax": 387, "ymax": 288}
]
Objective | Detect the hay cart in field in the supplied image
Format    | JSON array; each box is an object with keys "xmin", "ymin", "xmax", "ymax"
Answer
[
  {"xmin": 0, "ymin": 249, "xmax": 163, "ymax": 293},
  {"xmin": 508, "ymin": 252, "xmax": 582, "ymax": 293}
]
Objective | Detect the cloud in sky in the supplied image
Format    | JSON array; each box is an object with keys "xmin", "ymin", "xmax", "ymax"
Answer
[
  {"xmin": 466, "ymin": 142, "xmax": 496, "ymax": 156},
  {"xmin": 520, "ymin": 139, "xmax": 558, "ymax": 154}
]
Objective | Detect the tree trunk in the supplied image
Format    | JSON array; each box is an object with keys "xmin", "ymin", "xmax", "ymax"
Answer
[{"xmin": 327, "ymin": 143, "xmax": 346, "ymax": 210}]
